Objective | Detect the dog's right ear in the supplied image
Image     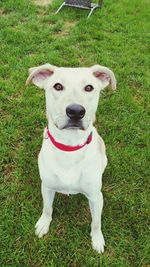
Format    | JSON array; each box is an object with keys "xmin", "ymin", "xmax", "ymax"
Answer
[{"xmin": 26, "ymin": 63, "xmax": 56, "ymax": 89}]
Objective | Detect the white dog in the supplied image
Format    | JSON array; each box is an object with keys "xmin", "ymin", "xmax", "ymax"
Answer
[{"xmin": 26, "ymin": 64, "xmax": 116, "ymax": 253}]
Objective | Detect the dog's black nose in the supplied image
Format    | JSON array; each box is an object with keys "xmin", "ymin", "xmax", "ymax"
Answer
[{"xmin": 66, "ymin": 104, "xmax": 86, "ymax": 120}]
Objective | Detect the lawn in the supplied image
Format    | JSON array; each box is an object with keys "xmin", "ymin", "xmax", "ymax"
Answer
[{"xmin": 0, "ymin": 0, "xmax": 149, "ymax": 266}]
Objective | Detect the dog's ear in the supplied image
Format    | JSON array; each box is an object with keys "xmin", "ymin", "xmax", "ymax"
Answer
[
  {"xmin": 26, "ymin": 63, "xmax": 56, "ymax": 89},
  {"xmin": 91, "ymin": 65, "xmax": 116, "ymax": 90}
]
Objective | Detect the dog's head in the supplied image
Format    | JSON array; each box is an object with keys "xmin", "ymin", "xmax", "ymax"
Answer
[{"xmin": 26, "ymin": 64, "xmax": 116, "ymax": 131}]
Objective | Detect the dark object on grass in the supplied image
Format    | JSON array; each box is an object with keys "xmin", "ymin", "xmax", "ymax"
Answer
[{"xmin": 55, "ymin": 0, "xmax": 103, "ymax": 18}]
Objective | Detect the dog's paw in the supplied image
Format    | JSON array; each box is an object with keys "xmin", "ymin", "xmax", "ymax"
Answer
[
  {"xmin": 35, "ymin": 215, "xmax": 51, "ymax": 238},
  {"xmin": 91, "ymin": 232, "xmax": 105, "ymax": 254}
]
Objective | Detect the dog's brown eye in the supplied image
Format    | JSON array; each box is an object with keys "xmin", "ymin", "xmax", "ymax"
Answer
[
  {"xmin": 84, "ymin": 85, "xmax": 94, "ymax": 92},
  {"xmin": 53, "ymin": 83, "xmax": 64, "ymax": 91}
]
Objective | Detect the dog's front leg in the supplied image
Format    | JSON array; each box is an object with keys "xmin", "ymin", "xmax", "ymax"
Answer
[
  {"xmin": 88, "ymin": 192, "xmax": 105, "ymax": 253},
  {"xmin": 35, "ymin": 183, "xmax": 55, "ymax": 238}
]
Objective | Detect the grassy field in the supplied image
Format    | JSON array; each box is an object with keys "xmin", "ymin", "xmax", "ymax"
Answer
[{"xmin": 0, "ymin": 0, "xmax": 149, "ymax": 266}]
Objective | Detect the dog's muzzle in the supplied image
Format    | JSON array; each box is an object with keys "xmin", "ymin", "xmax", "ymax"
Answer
[{"xmin": 64, "ymin": 104, "xmax": 86, "ymax": 130}]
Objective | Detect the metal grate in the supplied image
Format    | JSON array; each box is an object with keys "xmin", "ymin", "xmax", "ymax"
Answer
[
  {"xmin": 55, "ymin": 0, "xmax": 103, "ymax": 18},
  {"xmin": 65, "ymin": 0, "xmax": 91, "ymax": 8}
]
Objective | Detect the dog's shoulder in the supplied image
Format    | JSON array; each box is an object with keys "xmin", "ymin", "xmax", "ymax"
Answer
[
  {"xmin": 92, "ymin": 127, "xmax": 107, "ymax": 172},
  {"xmin": 93, "ymin": 127, "xmax": 106, "ymax": 154},
  {"xmin": 98, "ymin": 135, "xmax": 106, "ymax": 155}
]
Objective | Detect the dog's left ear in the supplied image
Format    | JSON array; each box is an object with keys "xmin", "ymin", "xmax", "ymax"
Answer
[
  {"xmin": 26, "ymin": 63, "xmax": 56, "ymax": 89},
  {"xmin": 91, "ymin": 65, "xmax": 116, "ymax": 90}
]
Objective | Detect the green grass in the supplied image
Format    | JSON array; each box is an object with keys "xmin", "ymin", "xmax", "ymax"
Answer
[{"xmin": 0, "ymin": 0, "xmax": 150, "ymax": 266}]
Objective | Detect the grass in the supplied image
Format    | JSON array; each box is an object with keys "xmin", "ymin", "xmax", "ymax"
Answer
[{"xmin": 0, "ymin": 0, "xmax": 149, "ymax": 266}]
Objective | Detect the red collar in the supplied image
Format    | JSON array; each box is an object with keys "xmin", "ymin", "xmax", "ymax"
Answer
[{"xmin": 47, "ymin": 128, "xmax": 92, "ymax": 152}]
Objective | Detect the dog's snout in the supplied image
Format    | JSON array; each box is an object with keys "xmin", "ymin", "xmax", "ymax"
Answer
[{"xmin": 66, "ymin": 104, "xmax": 86, "ymax": 120}]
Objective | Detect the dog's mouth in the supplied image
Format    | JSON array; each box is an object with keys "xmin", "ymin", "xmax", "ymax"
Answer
[{"xmin": 61, "ymin": 120, "xmax": 85, "ymax": 130}]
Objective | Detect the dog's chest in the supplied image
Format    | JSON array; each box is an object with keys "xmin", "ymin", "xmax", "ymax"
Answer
[
  {"xmin": 38, "ymin": 142, "xmax": 88, "ymax": 195},
  {"xmin": 52, "ymin": 167, "xmax": 82, "ymax": 195},
  {"xmin": 42, "ymin": 164, "xmax": 84, "ymax": 195}
]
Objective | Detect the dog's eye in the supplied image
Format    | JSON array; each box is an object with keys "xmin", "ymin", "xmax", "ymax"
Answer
[
  {"xmin": 84, "ymin": 85, "xmax": 94, "ymax": 92},
  {"xmin": 53, "ymin": 83, "xmax": 64, "ymax": 91}
]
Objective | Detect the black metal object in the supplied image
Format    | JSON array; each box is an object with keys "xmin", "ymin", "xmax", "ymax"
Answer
[
  {"xmin": 55, "ymin": 0, "xmax": 103, "ymax": 17},
  {"xmin": 66, "ymin": 0, "xmax": 91, "ymax": 7}
]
